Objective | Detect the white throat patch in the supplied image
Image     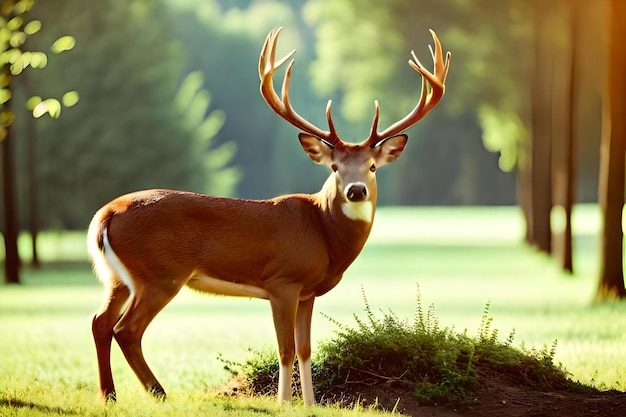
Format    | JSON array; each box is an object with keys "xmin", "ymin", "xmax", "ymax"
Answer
[{"xmin": 341, "ymin": 201, "xmax": 373, "ymax": 223}]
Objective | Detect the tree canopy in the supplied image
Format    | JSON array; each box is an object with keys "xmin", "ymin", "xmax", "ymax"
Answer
[{"xmin": 4, "ymin": 0, "xmax": 606, "ymax": 230}]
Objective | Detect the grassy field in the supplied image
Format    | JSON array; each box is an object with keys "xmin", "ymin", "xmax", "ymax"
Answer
[{"xmin": 1, "ymin": 205, "xmax": 625, "ymax": 416}]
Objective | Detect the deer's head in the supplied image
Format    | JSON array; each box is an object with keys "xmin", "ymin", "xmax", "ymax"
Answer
[{"xmin": 259, "ymin": 28, "xmax": 450, "ymax": 220}]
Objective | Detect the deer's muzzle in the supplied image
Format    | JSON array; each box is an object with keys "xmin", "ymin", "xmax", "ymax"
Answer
[{"xmin": 345, "ymin": 183, "xmax": 368, "ymax": 202}]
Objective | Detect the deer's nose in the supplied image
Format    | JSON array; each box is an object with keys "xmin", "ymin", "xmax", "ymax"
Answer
[{"xmin": 345, "ymin": 183, "xmax": 368, "ymax": 202}]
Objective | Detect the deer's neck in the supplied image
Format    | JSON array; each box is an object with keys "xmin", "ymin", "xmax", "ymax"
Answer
[{"xmin": 315, "ymin": 173, "xmax": 376, "ymax": 270}]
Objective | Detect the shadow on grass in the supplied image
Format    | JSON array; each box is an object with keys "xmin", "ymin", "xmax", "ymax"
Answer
[
  {"xmin": 0, "ymin": 398, "xmax": 79, "ymax": 415},
  {"xmin": 222, "ymin": 402, "xmax": 274, "ymax": 415}
]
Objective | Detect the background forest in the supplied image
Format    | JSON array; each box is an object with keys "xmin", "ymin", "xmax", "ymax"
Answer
[
  {"xmin": 4, "ymin": 0, "xmax": 625, "ymax": 297},
  {"xmin": 2, "ymin": 2, "xmax": 626, "ymax": 410},
  {"xmin": 3, "ymin": 0, "xmax": 605, "ymax": 230}
]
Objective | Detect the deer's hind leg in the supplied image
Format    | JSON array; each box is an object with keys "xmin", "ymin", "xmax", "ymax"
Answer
[
  {"xmin": 92, "ymin": 281, "xmax": 131, "ymax": 402},
  {"xmin": 112, "ymin": 277, "xmax": 186, "ymax": 399}
]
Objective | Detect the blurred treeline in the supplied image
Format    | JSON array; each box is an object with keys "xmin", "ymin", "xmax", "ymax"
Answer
[{"xmin": 6, "ymin": 0, "xmax": 604, "ymax": 230}]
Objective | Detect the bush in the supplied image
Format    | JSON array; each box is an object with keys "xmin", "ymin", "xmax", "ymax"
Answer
[{"xmin": 220, "ymin": 286, "xmax": 584, "ymax": 406}]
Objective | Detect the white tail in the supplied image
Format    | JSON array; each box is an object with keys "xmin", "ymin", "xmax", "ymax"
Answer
[{"xmin": 89, "ymin": 27, "xmax": 450, "ymax": 405}]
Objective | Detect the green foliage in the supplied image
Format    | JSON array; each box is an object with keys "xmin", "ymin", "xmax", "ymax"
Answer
[
  {"xmin": 219, "ymin": 348, "xmax": 281, "ymax": 397},
  {"xmin": 4, "ymin": 1, "xmax": 605, "ymax": 233},
  {"xmin": 0, "ymin": 0, "xmax": 77, "ymax": 121},
  {"xmin": 305, "ymin": 0, "xmax": 526, "ymax": 204},
  {"xmin": 174, "ymin": 71, "xmax": 240, "ymax": 196},
  {"xmin": 312, "ymin": 288, "xmax": 477, "ymax": 405},
  {"xmin": 305, "ymin": 0, "xmax": 403, "ymax": 124},
  {"xmin": 49, "ymin": 35, "xmax": 75, "ymax": 53},
  {"xmin": 226, "ymin": 287, "xmax": 583, "ymax": 407},
  {"xmin": 167, "ymin": 1, "xmax": 328, "ymax": 200},
  {"xmin": 11, "ymin": 0, "xmax": 240, "ymax": 229},
  {"xmin": 478, "ymin": 104, "xmax": 526, "ymax": 172}
]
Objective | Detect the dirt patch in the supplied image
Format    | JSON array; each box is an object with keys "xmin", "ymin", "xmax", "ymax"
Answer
[
  {"xmin": 217, "ymin": 363, "xmax": 626, "ymax": 416},
  {"xmin": 318, "ymin": 370, "xmax": 626, "ymax": 416}
]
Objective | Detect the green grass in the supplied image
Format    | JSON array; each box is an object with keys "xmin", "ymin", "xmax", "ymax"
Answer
[{"xmin": 1, "ymin": 205, "xmax": 625, "ymax": 416}]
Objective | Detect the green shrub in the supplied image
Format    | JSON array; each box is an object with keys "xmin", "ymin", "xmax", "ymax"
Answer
[{"xmin": 220, "ymin": 286, "xmax": 588, "ymax": 406}]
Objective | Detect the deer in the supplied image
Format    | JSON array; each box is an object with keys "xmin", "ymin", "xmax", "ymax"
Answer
[{"xmin": 88, "ymin": 27, "xmax": 450, "ymax": 406}]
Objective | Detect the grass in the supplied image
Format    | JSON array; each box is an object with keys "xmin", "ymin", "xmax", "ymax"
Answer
[{"xmin": 1, "ymin": 205, "xmax": 625, "ymax": 416}]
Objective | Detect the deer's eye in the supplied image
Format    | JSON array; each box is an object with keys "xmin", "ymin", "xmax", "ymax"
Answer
[
  {"xmin": 331, "ymin": 164, "xmax": 338, "ymax": 172},
  {"xmin": 370, "ymin": 164, "xmax": 376, "ymax": 173}
]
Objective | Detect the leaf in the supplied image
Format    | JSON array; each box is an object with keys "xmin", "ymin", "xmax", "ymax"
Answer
[
  {"xmin": 33, "ymin": 98, "xmax": 61, "ymax": 119},
  {"xmin": 173, "ymin": 70, "xmax": 204, "ymax": 113},
  {"xmin": 8, "ymin": 50, "xmax": 46, "ymax": 72},
  {"xmin": 23, "ymin": 20, "xmax": 41, "ymax": 35},
  {"xmin": 205, "ymin": 140, "xmax": 236, "ymax": 171},
  {"xmin": 3, "ymin": 48, "xmax": 21, "ymax": 64},
  {"xmin": 32, "ymin": 102, "xmax": 46, "ymax": 118},
  {"xmin": 62, "ymin": 91, "xmax": 79, "ymax": 107},
  {"xmin": 7, "ymin": 16, "xmax": 23, "ymax": 31},
  {"xmin": 14, "ymin": 50, "xmax": 31, "ymax": 72},
  {"xmin": 50, "ymin": 35, "xmax": 76, "ymax": 53},
  {"xmin": 10, "ymin": 55, "xmax": 26, "ymax": 74},
  {"xmin": 9, "ymin": 31, "xmax": 26, "ymax": 47},
  {"xmin": 0, "ymin": 72, "xmax": 10, "ymax": 88},
  {"xmin": 13, "ymin": 0, "xmax": 34, "ymax": 14},
  {"xmin": 0, "ymin": 88, "xmax": 11, "ymax": 105},
  {"xmin": 0, "ymin": 27, "xmax": 11, "ymax": 44},
  {"xmin": 0, "ymin": 110, "xmax": 15, "ymax": 127},
  {"xmin": 29, "ymin": 51, "xmax": 47, "ymax": 68},
  {"xmin": 196, "ymin": 109, "xmax": 226, "ymax": 143},
  {"xmin": 25, "ymin": 95, "xmax": 42, "ymax": 110}
]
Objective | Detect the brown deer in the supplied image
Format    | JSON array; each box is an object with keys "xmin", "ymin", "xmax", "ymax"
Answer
[{"xmin": 88, "ymin": 27, "xmax": 450, "ymax": 405}]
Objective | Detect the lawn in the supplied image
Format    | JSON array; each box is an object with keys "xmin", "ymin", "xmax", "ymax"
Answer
[{"xmin": 1, "ymin": 205, "xmax": 625, "ymax": 416}]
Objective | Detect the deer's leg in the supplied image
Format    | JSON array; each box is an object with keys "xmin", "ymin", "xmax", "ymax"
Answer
[
  {"xmin": 92, "ymin": 282, "xmax": 131, "ymax": 402},
  {"xmin": 112, "ymin": 282, "xmax": 183, "ymax": 399},
  {"xmin": 295, "ymin": 295, "xmax": 315, "ymax": 405},
  {"xmin": 93, "ymin": 283, "xmax": 131, "ymax": 401},
  {"xmin": 268, "ymin": 283, "xmax": 302, "ymax": 404}
]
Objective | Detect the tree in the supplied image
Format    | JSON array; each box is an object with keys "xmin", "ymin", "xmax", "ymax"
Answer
[
  {"xmin": 305, "ymin": 0, "xmax": 528, "ymax": 205},
  {"xmin": 527, "ymin": 0, "xmax": 555, "ymax": 254},
  {"xmin": 173, "ymin": 70, "xmax": 240, "ymax": 196},
  {"xmin": 13, "ymin": 0, "xmax": 238, "ymax": 230},
  {"xmin": 550, "ymin": 0, "xmax": 581, "ymax": 274},
  {"xmin": 167, "ymin": 0, "xmax": 319, "ymax": 199},
  {"xmin": 1, "ymin": 0, "xmax": 76, "ymax": 283},
  {"xmin": 595, "ymin": 0, "xmax": 626, "ymax": 301}
]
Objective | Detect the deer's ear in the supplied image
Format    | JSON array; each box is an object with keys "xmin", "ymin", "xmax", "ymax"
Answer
[
  {"xmin": 299, "ymin": 133, "xmax": 333, "ymax": 165},
  {"xmin": 374, "ymin": 134, "xmax": 408, "ymax": 167}
]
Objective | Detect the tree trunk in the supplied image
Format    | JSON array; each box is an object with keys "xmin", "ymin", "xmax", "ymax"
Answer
[
  {"xmin": 1, "ymin": 0, "xmax": 21, "ymax": 283},
  {"xmin": 21, "ymin": 71, "xmax": 40, "ymax": 268},
  {"xmin": 518, "ymin": 138, "xmax": 533, "ymax": 244},
  {"xmin": 27, "ymin": 109, "xmax": 40, "ymax": 268},
  {"xmin": 528, "ymin": 0, "xmax": 554, "ymax": 254},
  {"xmin": 595, "ymin": 0, "xmax": 626, "ymax": 301},
  {"xmin": 552, "ymin": 0, "xmax": 580, "ymax": 274},
  {"xmin": 561, "ymin": 0, "xmax": 579, "ymax": 275},
  {"xmin": 1, "ymin": 76, "xmax": 21, "ymax": 283}
]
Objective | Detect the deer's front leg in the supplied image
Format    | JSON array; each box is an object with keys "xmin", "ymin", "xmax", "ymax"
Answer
[
  {"xmin": 268, "ymin": 283, "xmax": 302, "ymax": 404},
  {"xmin": 295, "ymin": 295, "xmax": 315, "ymax": 405}
]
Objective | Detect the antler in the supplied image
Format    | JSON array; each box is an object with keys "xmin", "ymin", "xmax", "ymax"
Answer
[
  {"xmin": 259, "ymin": 27, "xmax": 341, "ymax": 147},
  {"xmin": 365, "ymin": 29, "xmax": 451, "ymax": 147}
]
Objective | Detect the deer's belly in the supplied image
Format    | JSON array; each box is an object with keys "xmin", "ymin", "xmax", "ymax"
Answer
[{"xmin": 186, "ymin": 274, "xmax": 270, "ymax": 299}]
